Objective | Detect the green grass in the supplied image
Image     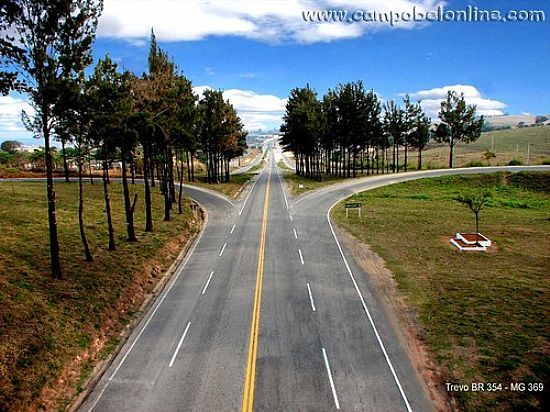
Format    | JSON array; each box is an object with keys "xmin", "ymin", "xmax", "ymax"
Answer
[
  {"xmin": 332, "ymin": 172, "xmax": 550, "ymax": 412},
  {"xmin": 278, "ymin": 161, "xmax": 370, "ymax": 196},
  {"xmin": 191, "ymin": 171, "xmax": 257, "ymax": 198},
  {"xmin": 0, "ymin": 181, "xmax": 201, "ymax": 410},
  {"xmin": 421, "ymin": 126, "xmax": 550, "ymax": 168}
]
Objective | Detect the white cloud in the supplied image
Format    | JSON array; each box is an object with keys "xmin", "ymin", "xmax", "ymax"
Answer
[
  {"xmin": 98, "ymin": 0, "xmax": 446, "ymax": 44},
  {"xmin": 0, "ymin": 94, "xmax": 34, "ymax": 140},
  {"xmin": 193, "ymin": 86, "xmax": 286, "ymax": 131},
  {"xmin": 406, "ymin": 84, "xmax": 506, "ymax": 118}
]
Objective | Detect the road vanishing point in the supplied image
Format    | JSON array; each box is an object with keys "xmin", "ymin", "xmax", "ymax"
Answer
[{"xmin": 80, "ymin": 144, "xmax": 549, "ymax": 412}]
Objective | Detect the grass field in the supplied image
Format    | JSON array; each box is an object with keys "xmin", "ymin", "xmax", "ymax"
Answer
[
  {"xmin": 277, "ymin": 161, "xmax": 372, "ymax": 196},
  {"xmin": 0, "ymin": 181, "xmax": 201, "ymax": 410},
  {"xmin": 192, "ymin": 171, "xmax": 257, "ymax": 198},
  {"xmin": 421, "ymin": 126, "xmax": 550, "ymax": 169},
  {"xmin": 332, "ymin": 172, "xmax": 549, "ymax": 412}
]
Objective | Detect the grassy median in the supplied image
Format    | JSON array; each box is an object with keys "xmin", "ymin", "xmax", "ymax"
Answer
[
  {"xmin": 0, "ymin": 181, "xmax": 201, "ymax": 410},
  {"xmin": 332, "ymin": 172, "xmax": 549, "ymax": 412}
]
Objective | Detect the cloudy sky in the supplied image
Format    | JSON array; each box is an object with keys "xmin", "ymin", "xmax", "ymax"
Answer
[{"xmin": 1, "ymin": 0, "xmax": 549, "ymax": 143}]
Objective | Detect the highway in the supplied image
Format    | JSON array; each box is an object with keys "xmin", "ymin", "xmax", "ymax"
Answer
[{"xmin": 79, "ymin": 146, "xmax": 549, "ymax": 411}]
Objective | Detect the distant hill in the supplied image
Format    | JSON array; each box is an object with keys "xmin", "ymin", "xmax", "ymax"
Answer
[{"xmin": 485, "ymin": 114, "xmax": 550, "ymax": 127}]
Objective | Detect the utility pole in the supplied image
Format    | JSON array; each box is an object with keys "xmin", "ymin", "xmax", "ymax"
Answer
[{"xmin": 526, "ymin": 143, "xmax": 530, "ymax": 165}]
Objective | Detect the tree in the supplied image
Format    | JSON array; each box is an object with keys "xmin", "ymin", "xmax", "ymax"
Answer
[
  {"xmin": 402, "ymin": 94, "xmax": 422, "ymax": 172},
  {"xmin": 0, "ymin": 150, "xmax": 14, "ymax": 165},
  {"xmin": 384, "ymin": 100, "xmax": 406, "ymax": 173},
  {"xmin": 198, "ymin": 89, "xmax": 247, "ymax": 184},
  {"xmin": 282, "ymin": 81, "xmax": 383, "ymax": 180},
  {"xmin": 408, "ymin": 112, "xmax": 431, "ymax": 170},
  {"xmin": 0, "ymin": 140, "xmax": 22, "ymax": 154},
  {"xmin": 87, "ymin": 54, "xmax": 128, "ymax": 249},
  {"xmin": 143, "ymin": 31, "xmax": 180, "ymax": 221},
  {"xmin": 54, "ymin": 74, "xmax": 93, "ymax": 261},
  {"xmin": 455, "ymin": 191, "xmax": 491, "ymax": 235},
  {"xmin": 9, "ymin": 0, "xmax": 102, "ymax": 279},
  {"xmin": 0, "ymin": 1, "xmax": 24, "ymax": 94},
  {"xmin": 280, "ymin": 85, "xmax": 320, "ymax": 179},
  {"xmin": 535, "ymin": 115, "xmax": 548, "ymax": 125},
  {"xmin": 436, "ymin": 91, "xmax": 485, "ymax": 168}
]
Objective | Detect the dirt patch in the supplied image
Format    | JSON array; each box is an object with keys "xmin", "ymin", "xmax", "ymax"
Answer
[
  {"xmin": 334, "ymin": 225, "xmax": 456, "ymax": 412},
  {"xmin": 30, "ymin": 211, "xmax": 204, "ymax": 412}
]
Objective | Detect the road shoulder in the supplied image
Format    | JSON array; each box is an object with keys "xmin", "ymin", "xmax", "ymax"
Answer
[{"xmin": 333, "ymin": 224, "xmax": 456, "ymax": 412}]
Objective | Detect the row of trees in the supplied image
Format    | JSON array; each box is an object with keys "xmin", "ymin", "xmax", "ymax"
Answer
[
  {"xmin": 280, "ymin": 81, "xmax": 484, "ymax": 179},
  {"xmin": 2, "ymin": 0, "xmax": 246, "ymax": 278}
]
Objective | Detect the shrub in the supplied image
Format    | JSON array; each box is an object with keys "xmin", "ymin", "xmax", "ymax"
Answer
[{"xmin": 508, "ymin": 159, "xmax": 524, "ymax": 166}]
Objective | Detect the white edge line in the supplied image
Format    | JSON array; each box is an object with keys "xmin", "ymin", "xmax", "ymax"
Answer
[
  {"xmin": 239, "ymin": 172, "xmax": 260, "ymax": 215},
  {"xmin": 326, "ymin": 202, "xmax": 413, "ymax": 412},
  {"xmin": 86, "ymin": 382, "xmax": 110, "ymax": 412},
  {"xmin": 202, "ymin": 270, "xmax": 215, "ymax": 295},
  {"xmin": 306, "ymin": 283, "xmax": 316, "ymax": 312},
  {"xmin": 85, "ymin": 201, "xmax": 209, "ymax": 412},
  {"xmin": 321, "ymin": 347, "xmax": 340, "ymax": 410},
  {"xmin": 293, "ymin": 228, "xmax": 298, "ymax": 239},
  {"xmin": 275, "ymin": 159, "xmax": 290, "ymax": 210},
  {"xmin": 298, "ymin": 249, "xmax": 305, "ymax": 265},
  {"xmin": 169, "ymin": 321, "xmax": 191, "ymax": 367},
  {"xmin": 182, "ymin": 183, "xmax": 237, "ymax": 210},
  {"xmin": 230, "ymin": 224, "xmax": 236, "ymax": 234},
  {"xmin": 289, "ymin": 214, "xmax": 293, "ymax": 222},
  {"xmin": 106, "ymin": 205, "xmax": 208, "ymax": 382},
  {"xmin": 219, "ymin": 242, "xmax": 227, "ymax": 257}
]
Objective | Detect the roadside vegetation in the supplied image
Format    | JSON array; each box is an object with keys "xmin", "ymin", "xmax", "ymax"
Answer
[
  {"xmin": 279, "ymin": 82, "xmax": 483, "ymax": 181},
  {"xmin": 332, "ymin": 172, "xmax": 549, "ymax": 412},
  {"xmin": 0, "ymin": 181, "xmax": 201, "ymax": 410},
  {"xmin": 192, "ymin": 171, "xmax": 258, "ymax": 198},
  {"xmin": 2, "ymin": 1, "xmax": 247, "ymax": 280},
  {"xmin": 277, "ymin": 161, "xmax": 357, "ymax": 195}
]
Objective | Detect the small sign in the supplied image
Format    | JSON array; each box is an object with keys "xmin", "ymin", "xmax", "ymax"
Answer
[{"xmin": 345, "ymin": 202, "xmax": 362, "ymax": 218}]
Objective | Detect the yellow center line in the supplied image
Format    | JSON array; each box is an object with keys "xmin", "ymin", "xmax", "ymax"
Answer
[{"xmin": 242, "ymin": 166, "xmax": 271, "ymax": 412}]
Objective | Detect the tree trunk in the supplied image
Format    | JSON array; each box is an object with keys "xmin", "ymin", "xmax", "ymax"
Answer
[
  {"xmin": 186, "ymin": 150, "xmax": 191, "ymax": 181},
  {"xmin": 395, "ymin": 142, "xmax": 399, "ymax": 173},
  {"xmin": 404, "ymin": 143, "xmax": 408, "ymax": 172},
  {"xmin": 102, "ymin": 162, "xmax": 116, "ymax": 250},
  {"xmin": 121, "ymin": 154, "xmax": 138, "ymax": 241},
  {"xmin": 77, "ymin": 148, "xmax": 92, "ymax": 262},
  {"xmin": 418, "ymin": 148, "xmax": 423, "ymax": 170},
  {"xmin": 190, "ymin": 152, "xmax": 195, "ymax": 182},
  {"xmin": 150, "ymin": 158, "xmax": 156, "ymax": 188},
  {"xmin": 61, "ymin": 138, "xmax": 70, "ymax": 183},
  {"xmin": 43, "ymin": 120, "xmax": 62, "ymax": 279},
  {"xmin": 130, "ymin": 155, "xmax": 136, "ymax": 185},
  {"xmin": 143, "ymin": 146, "xmax": 153, "ymax": 232},
  {"xmin": 449, "ymin": 138, "xmax": 455, "ymax": 168},
  {"xmin": 87, "ymin": 152, "xmax": 94, "ymax": 184},
  {"xmin": 168, "ymin": 147, "xmax": 176, "ymax": 203},
  {"xmin": 178, "ymin": 154, "xmax": 184, "ymax": 215},
  {"xmin": 475, "ymin": 212, "xmax": 479, "ymax": 234}
]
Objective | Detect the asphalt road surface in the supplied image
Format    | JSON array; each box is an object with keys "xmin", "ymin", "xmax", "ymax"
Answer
[{"xmin": 79, "ymin": 150, "xmax": 549, "ymax": 411}]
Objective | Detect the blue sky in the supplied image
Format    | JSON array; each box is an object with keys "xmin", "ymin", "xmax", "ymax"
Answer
[{"xmin": 1, "ymin": 0, "xmax": 549, "ymax": 144}]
